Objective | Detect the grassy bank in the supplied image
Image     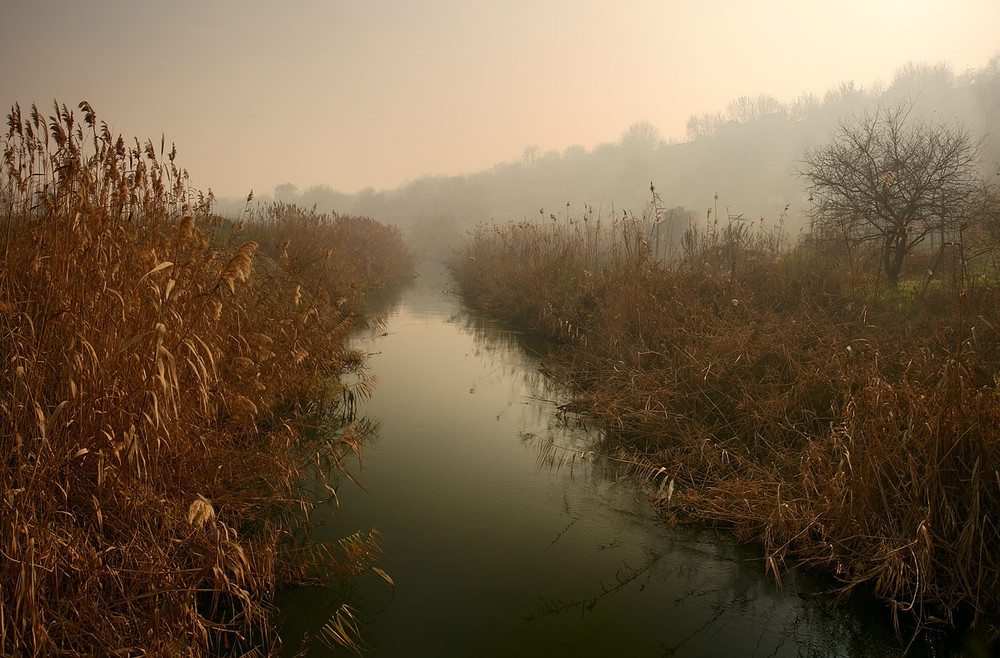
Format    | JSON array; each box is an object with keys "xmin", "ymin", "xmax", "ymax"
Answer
[
  {"xmin": 451, "ymin": 202, "xmax": 1000, "ymax": 637},
  {"xmin": 1, "ymin": 102, "xmax": 413, "ymax": 654}
]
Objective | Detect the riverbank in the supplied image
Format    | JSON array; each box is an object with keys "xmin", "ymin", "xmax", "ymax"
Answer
[
  {"xmin": 277, "ymin": 263, "xmax": 919, "ymax": 656},
  {"xmin": 0, "ymin": 102, "xmax": 413, "ymax": 654},
  {"xmin": 450, "ymin": 208, "xmax": 1000, "ymax": 641}
]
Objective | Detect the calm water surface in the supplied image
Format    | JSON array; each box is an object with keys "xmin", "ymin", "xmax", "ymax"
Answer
[{"xmin": 277, "ymin": 268, "xmax": 935, "ymax": 657}]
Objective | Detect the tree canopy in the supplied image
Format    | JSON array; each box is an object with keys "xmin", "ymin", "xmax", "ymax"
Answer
[{"xmin": 800, "ymin": 103, "xmax": 983, "ymax": 286}]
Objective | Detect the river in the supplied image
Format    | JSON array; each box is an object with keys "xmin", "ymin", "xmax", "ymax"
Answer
[{"xmin": 276, "ymin": 266, "xmax": 942, "ymax": 656}]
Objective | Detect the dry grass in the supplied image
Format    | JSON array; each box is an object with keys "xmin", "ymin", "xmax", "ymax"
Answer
[
  {"xmin": 1, "ymin": 101, "xmax": 411, "ymax": 655},
  {"xmin": 451, "ymin": 199, "xmax": 1000, "ymax": 639},
  {"xmin": 250, "ymin": 201, "xmax": 414, "ymax": 315}
]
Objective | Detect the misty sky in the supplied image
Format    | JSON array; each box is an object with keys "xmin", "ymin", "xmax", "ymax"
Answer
[{"xmin": 2, "ymin": 0, "xmax": 997, "ymax": 199}]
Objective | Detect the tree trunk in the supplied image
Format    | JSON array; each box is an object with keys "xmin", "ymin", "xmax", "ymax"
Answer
[{"xmin": 883, "ymin": 228, "xmax": 907, "ymax": 287}]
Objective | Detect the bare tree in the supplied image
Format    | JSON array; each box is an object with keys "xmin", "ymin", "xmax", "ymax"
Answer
[
  {"xmin": 620, "ymin": 120, "xmax": 664, "ymax": 150},
  {"xmin": 800, "ymin": 103, "xmax": 983, "ymax": 286},
  {"xmin": 686, "ymin": 111, "xmax": 724, "ymax": 140},
  {"xmin": 726, "ymin": 94, "xmax": 786, "ymax": 124}
]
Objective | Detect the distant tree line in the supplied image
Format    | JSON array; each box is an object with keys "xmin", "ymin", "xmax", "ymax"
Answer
[{"xmin": 218, "ymin": 56, "xmax": 1000, "ymax": 262}]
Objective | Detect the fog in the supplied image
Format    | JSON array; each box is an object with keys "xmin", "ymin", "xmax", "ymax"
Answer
[
  {"xmin": 229, "ymin": 58, "xmax": 1000, "ymax": 259},
  {"xmin": 3, "ymin": 2, "xmax": 998, "ymax": 260}
]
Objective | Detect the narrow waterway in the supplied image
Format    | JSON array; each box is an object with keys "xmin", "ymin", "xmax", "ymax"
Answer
[{"xmin": 277, "ymin": 267, "xmax": 921, "ymax": 656}]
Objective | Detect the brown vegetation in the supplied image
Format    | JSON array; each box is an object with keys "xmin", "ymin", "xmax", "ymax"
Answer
[
  {"xmin": 1, "ymin": 102, "xmax": 412, "ymax": 654},
  {"xmin": 451, "ymin": 193, "xmax": 1000, "ymax": 639}
]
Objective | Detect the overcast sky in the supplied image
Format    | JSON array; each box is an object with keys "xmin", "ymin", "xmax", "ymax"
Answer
[{"xmin": 2, "ymin": 0, "xmax": 997, "ymax": 198}]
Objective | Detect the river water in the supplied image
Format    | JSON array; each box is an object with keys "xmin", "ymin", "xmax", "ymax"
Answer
[{"xmin": 276, "ymin": 267, "xmax": 937, "ymax": 656}]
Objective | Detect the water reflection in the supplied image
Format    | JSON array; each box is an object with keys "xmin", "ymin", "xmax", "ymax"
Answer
[{"xmin": 277, "ymin": 266, "xmax": 937, "ymax": 657}]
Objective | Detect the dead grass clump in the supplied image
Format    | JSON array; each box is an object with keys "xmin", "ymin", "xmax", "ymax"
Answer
[{"xmin": 1, "ymin": 101, "xmax": 408, "ymax": 654}]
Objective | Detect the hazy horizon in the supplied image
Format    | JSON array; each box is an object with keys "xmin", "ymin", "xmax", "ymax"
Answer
[{"xmin": 3, "ymin": 0, "xmax": 998, "ymax": 199}]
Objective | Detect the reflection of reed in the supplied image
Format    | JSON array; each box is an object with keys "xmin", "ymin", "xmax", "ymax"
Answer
[
  {"xmin": 459, "ymin": 306, "xmax": 585, "ymax": 426},
  {"xmin": 525, "ymin": 550, "xmax": 663, "ymax": 620},
  {"xmin": 526, "ymin": 532, "xmax": 900, "ymax": 657},
  {"xmin": 525, "ymin": 433, "xmax": 676, "ymax": 509},
  {"xmin": 544, "ymin": 517, "xmax": 582, "ymax": 551}
]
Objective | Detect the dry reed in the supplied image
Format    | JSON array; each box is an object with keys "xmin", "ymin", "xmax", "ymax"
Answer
[
  {"xmin": 1, "ymin": 101, "xmax": 412, "ymax": 655},
  {"xmin": 451, "ymin": 198, "xmax": 1000, "ymax": 641}
]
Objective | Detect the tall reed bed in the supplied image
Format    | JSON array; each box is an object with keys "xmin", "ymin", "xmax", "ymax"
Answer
[
  {"xmin": 451, "ymin": 203, "xmax": 1000, "ymax": 638},
  {"xmin": 250, "ymin": 201, "xmax": 415, "ymax": 315},
  {"xmin": 1, "ymin": 102, "xmax": 411, "ymax": 654}
]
